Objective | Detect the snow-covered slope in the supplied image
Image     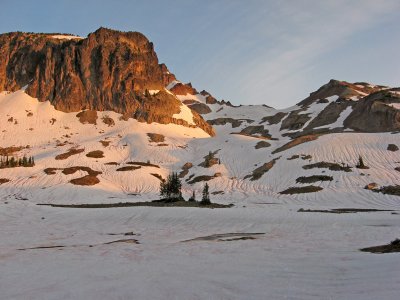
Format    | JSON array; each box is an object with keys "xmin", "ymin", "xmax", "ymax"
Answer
[
  {"xmin": 0, "ymin": 87, "xmax": 399, "ymax": 206},
  {"xmin": 1, "ymin": 86, "xmax": 400, "ymax": 300}
]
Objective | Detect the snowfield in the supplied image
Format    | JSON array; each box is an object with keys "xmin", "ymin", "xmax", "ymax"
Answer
[{"xmin": 1, "ymin": 89, "xmax": 399, "ymax": 299}]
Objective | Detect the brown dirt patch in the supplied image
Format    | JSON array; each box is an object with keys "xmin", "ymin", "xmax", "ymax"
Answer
[
  {"xmin": 179, "ymin": 162, "xmax": 193, "ymax": 178},
  {"xmin": 147, "ymin": 133, "xmax": 165, "ymax": 143},
  {"xmin": 105, "ymin": 162, "xmax": 119, "ymax": 165},
  {"xmin": 0, "ymin": 146, "xmax": 26, "ymax": 156},
  {"xmin": 244, "ymin": 157, "xmax": 280, "ymax": 181},
  {"xmin": 43, "ymin": 166, "xmax": 101, "ymax": 186},
  {"xmin": 70, "ymin": 175, "xmax": 100, "ymax": 186},
  {"xmin": 0, "ymin": 178, "xmax": 10, "ymax": 184},
  {"xmin": 127, "ymin": 161, "xmax": 160, "ymax": 168},
  {"xmin": 55, "ymin": 148, "xmax": 85, "ymax": 160},
  {"xmin": 272, "ymin": 134, "xmax": 320, "ymax": 154},
  {"xmin": 260, "ymin": 112, "xmax": 287, "ymax": 125},
  {"xmin": 102, "ymin": 115, "xmax": 115, "ymax": 127},
  {"xmin": 296, "ymin": 175, "xmax": 333, "ymax": 184},
  {"xmin": 280, "ymin": 185, "xmax": 323, "ymax": 194},
  {"xmin": 360, "ymin": 239, "xmax": 400, "ymax": 254},
  {"xmin": 187, "ymin": 174, "xmax": 216, "ymax": 184},
  {"xmin": 116, "ymin": 166, "xmax": 141, "ymax": 171},
  {"xmin": 303, "ymin": 161, "xmax": 352, "ymax": 172},
  {"xmin": 150, "ymin": 173, "xmax": 164, "ymax": 182},
  {"xmin": 255, "ymin": 141, "xmax": 271, "ymax": 149},
  {"xmin": 99, "ymin": 140, "xmax": 111, "ymax": 147},
  {"xmin": 44, "ymin": 168, "xmax": 59, "ymax": 175},
  {"xmin": 86, "ymin": 150, "xmax": 104, "ymax": 158},
  {"xmin": 76, "ymin": 110, "xmax": 98, "ymax": 125}
]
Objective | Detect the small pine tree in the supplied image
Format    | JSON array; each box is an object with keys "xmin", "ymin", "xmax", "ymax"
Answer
[
  {"xmin": 200, "ymin": 183, "xmax": 211, "ymax": 205},
  {"xmin": 188, "ymin": 191, "xmax": 196, "ymax": 202},
  {"xmin": 160, "ymin": 172, "xmax": 182, "ymax": 201},
  {"xmin": 356, "ymin": 155, "xmax": 368, "ymax": 169},
  {"xmin": 22, "ymin": 156, "xmax": 27, "ymax": 167}
]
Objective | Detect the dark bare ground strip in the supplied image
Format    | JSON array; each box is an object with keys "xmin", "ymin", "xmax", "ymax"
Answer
[
  {"xmin": 37, "ymin": 200, "xmax": 233, "ymax": 209},
  {"xmin": 181, "ymin": 233, "xmax": 265, "ymax": 242},
  {"xmin": 360, "ymin": 239, "xmax": 400, "ymax": 254},
  {"xmin": 17, "ymin": 239, "xmax": 139, "ymax": 251},
  {"xmin": 298, "ymin": 208, "xmax": 394, "ymax": 214}
]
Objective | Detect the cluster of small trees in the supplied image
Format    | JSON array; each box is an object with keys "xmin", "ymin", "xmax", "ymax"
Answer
[
  {"xmin": 0, "ymin": 156, "xmax": 35, "ymax": 169},
  {"xmin": 160, "ymin": 172, "xmax": 211, "ymax": 205}
]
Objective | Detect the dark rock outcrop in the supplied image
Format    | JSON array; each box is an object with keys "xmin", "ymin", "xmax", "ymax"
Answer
[
  {"xmin": 343, "ymin": 90, "xmax": 400, "ymax": 132},
  {"xmin": 207, "ymin": 118, "xmax": 254, "ymax": 128},
  {"xmin": 169, "ymin": 82, "xmax": 197, "ymax": 95},
  {"xmin": 0, "ymin": 28, "xmax": 214, "ymax": 135},
  {"xmin": 188, "ymin": 103, "xmax": 212, "ymax": 114}
]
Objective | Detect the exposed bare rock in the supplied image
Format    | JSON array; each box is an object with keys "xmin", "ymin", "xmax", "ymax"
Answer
[
  {"xmin": 99, "ymin": 140, "xmax": 111, "ymax": 147},
  {"xmin": 255, "ymin": 141, "xmax": 271, "ymax": 149},
  {"xmin": 86, "ymin": 150, "xmax": 104, "ymax": 158},
  {"xmin": 365, "ymin": 183, "xmax": 379, "ymax": 190},
  {"xmin": 260, "ymin": 112, "xmax": 287, "ymax": 125},
  {"xmin": 387, "ymin": 144, "xmax": 399, "ymax": 152},
  {"xmin": 126, "ymin": 161, "xmax": 160, "ymax": 168},
  {"xmin": 207, "ymin": 118, "xmax": 254, "ymax": 128},
  {"xmin": 304, "ymin": 100, "xmax": 353, "ymax": 130},
  {"xmin": 303, "ymin": 162, "xmax": 352, "ymax": 172},
  {"xmin": 0, "ymin": 146, "xmax": 26, "ymax": 156},
  {"xmin": 298, "ymin": 79, "xmax": 383, "ymax": 107},
  {"xmin": 188, "ymin": 103, "xmax": 212, "ymax": 114},
  {"xmin": 280, "ymin": 186, "xmax": 323, "ymax": 194},
  {"xmin": 76, "ymin": 111, "xmax": 98, "ymax": 125},
  {"xmin": 343, "ymin": 90, "xmax": 400, "ymax": 132},
  {"xmin": 150, "ymin": 173, "xmax": 164, "ymax": 182},
  {"xmin": 0, "ymin": 178, "xmax": 10, "ymax": 184},
  {"xmin": 199, "ymin": 90, "xmax": 218, "ymax": 104},
  {"xmin": 234, "ymin": 125, "xmax": 271, "ymax": 139},
  {"xmin": 101, "ymin": 115, "xmax": 115, "ymax": 127},
  {"xmin": 272, "ymin": 134, "xmax": 320, "ymax": 154},
  {"xmin": 187, "ymin": 174, "xmax": 218, "ymax": 184},
  {"xmin": 296, "ymin": 175, "xmax": 333, "ymax": 184},
  {"xmin": 244, "ymin": 157, "xmax": 280, "ymax": 181},
  {"xmin": 55, "ymin": 148, "xmax": 85, "ymax": 160},
  {"xmin": 147, "ymin": 133, "xmax": 165, "ymax": 143},
  {"xmin": 43, "ymin": 166, "xmax": 102, "ymax": 186},
  {"xmin": 169, "ymin": 82, "xmax": 197, "ymax": 95},
  {"xmin": 280, "ymin": 109, "xmax": 311, "ymax": 131},
  {"xmin": 116, "ymin": 166, "xmax": 141, "ymax": 171},
  {"xmin": 205, "ymin": 95, "xmax": 218, "ymax": 104},
  {"xmin": 0, "ymin": 28, "xmax": 214, "ymax": 135},
  {"xmin": 182, "ymin": 99, "xmax": 199, "ymax": 105},
  {"xmin": 179, "ymin": 162, "xmax": 193, "ymax": 178}
]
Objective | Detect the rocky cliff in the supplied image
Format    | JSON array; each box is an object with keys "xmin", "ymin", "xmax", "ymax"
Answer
[{"xmin": 0, "ymin": 28, "xmax": 214, "ymax": 136}]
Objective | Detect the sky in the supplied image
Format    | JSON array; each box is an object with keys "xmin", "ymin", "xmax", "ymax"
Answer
[{"xmin": 0, "ymin": 0, "xmax": 399, "ymax": 108}]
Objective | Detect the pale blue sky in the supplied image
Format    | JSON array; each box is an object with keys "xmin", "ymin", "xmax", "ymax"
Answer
[{"xmin": 1, "ymin": 0, "xmax": 399, "ymax": 108}]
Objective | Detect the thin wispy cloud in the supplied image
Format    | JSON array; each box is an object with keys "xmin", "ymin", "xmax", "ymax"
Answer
[{"xmin": 0, "ymin": 0, "xmax": 398, "ymax": 108}]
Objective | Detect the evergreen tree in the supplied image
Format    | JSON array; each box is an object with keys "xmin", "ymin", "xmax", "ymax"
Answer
[
  {"xmin": 188, "ymin": 191, "xmax": 196, "ymax": 202},
  {"xmin": 356, "ymin": 155, "xmax": 368, "ymax": 169},
  {"xmin": 159, "ymin": 172, "xmax": 182, "ymax": 201},
  {"xmin": 200, "ymin": 183, "xmax": 211, "ymax": 205},
  {"xmin": 22, "ymin": 156, "xmax": 27, "ymax": 167}
]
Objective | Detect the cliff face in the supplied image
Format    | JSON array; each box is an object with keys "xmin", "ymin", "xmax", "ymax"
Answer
[{"xmin": 0, "ymin": 28, "xmax": 214, "ymax": 136}]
